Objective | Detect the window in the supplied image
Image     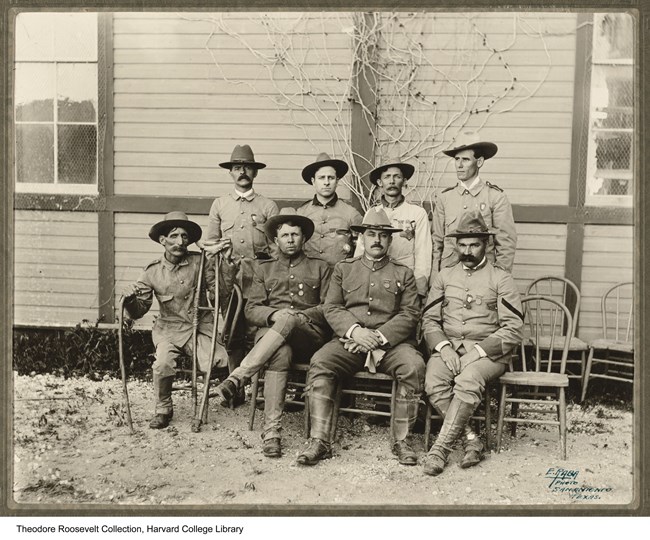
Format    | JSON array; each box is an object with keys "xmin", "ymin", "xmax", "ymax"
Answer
[
  {"xmin": 15, "ymin": 13, "xmax": 98, "ymax": 194},
  {"xmin": 585, "ymin": 13, "xmax": 634, "ymax": 207}
]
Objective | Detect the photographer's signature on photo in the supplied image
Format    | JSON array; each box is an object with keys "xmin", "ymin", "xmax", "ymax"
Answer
[{"xmin": 545, "ymin": 468, "xmax": 613, "ymax": 501}]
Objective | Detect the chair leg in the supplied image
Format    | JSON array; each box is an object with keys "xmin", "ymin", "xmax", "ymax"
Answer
[
  {"xmin": 389, "ymin": 379, "xmax": 397, "ymax": 443},
  {"xmin": 510, "ymin": 400, "xmax": 519, "ymax": 437},
  {"xmin": 248, "ymin": 373, "xmax": 260, "ymax": 430},
  {"xmin": 580, "ymin": 347, "xmax": 595, "ymax": 402},
  {"xmin": 484, "ymin": 385, "xmax": 492, "ymax": 451},
  {"xmin": 559, "ymin": 387, "xmax": 567, "ymax": 460},
  {"xmin": 303, "ymin": 391, "xmax": 310, "ymax": 439},
  {"xmin": 424, "ymin": 402, "xmax": 432, "ymax": 451},
  {"xmin": 496, "ymin": 384, "xmax": 508, "ymax": 453}
]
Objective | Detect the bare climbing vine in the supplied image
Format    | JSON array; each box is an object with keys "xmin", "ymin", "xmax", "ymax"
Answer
[{"xmin": 177, "ymin": 11, "xmax": 561, "ymax": 211}]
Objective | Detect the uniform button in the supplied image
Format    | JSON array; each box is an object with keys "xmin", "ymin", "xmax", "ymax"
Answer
[
  {"xmin": 240, "ymin": 225, "xmax": 244, "ymax": 229},
  {"xmin": 319, "ymin": 250, "xmax": 323, "ymax": 253},
  {"xmin": 367, "ymin": 311, "xmax": 371, "ymax": 315},
  {"xmin": 290, "ymin": 293, "xmax": 294, "ymax": 296},
  {"xmin": 241, "ymin": 254, "xmax": 245, "ymax": 259},
  {"xmin": 290, "ymin": 275, "xmax": 294, "ymax": 279},
  {"xmin": 369, "ymin": 297, "xmax": 373, "ymax": 301},
  {"xmin": 185, "ymin": 295, "xmax": 189, "ymax": 299},
  {"xmin": 240, "ymin": 239, "xmax": 245, "ymax": 243},
  {"xmin": 461, "ymin": 334, "xmax": 465, "ymax": 339},
  {"xmin": 370, "ymin": 283, "xmax": 375, "ymax": 287},
  {"xmin": 322, "ymin": 220, "xmax": 327, "ymax": 224},
  {"xmin": 290, "ymin": 264, "xmax": 294, "ymax": 268},
  {"xmin": 463, "ymin": 205, "xmax": 467, "ymax": 209},
  {"xmin": 321, "ymin": 234, "xmax": 325, "ymax": 238},
  {"xmin": 372, "ymin": 269, "xmax": 376, "ymax": 272},
  {"xmin": 240, "ymin": 211, "xmax": 245, "ymax": 214},
  {"xmin": 180, "ymin": 280, "xmax": 184, "ymax": 284},
  {"xmin": 465, "ymin": 288, "xmax": 469, "ymax": 292},
  {"xmin": 462, "ymin": 321, "xmax": 466, "ymax": 325},
  {"xmin": 290, "ymin": 305, "xmax": 294, "ymax": 309}
]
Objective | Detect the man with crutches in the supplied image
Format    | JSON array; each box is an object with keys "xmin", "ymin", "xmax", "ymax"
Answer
[{"xmin": 121, "ymin": 211, "xmax": 233, "ymax": 429}]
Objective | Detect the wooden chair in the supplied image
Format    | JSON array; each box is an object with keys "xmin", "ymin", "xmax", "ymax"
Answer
[
  {"xmin": 581, "ymin": 282, "xmax": 634, "ymax": 402},
  {"xmin": 248, "ymin": 364, "xmax": 311, "ymax": 438},
  {"xmin": 496, "ymin": 296, "xmax": 573, "ymax": 460},
  {"xmin": 525, "ymin": 276, "xmax": 589, "ymax": 381}
]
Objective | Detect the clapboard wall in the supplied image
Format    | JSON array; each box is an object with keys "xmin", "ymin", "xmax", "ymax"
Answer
[
  {"xmin": 112, "ymin": 12, "xmax": 355, "ymax": 201},
  {"xmin": 14, "ymin": 211, "xmax": 99, "ymax": 326}
]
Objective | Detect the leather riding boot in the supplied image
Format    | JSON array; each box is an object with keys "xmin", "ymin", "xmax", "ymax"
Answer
[
  {"xmin": 423, "ymin": 398, "xmax": 476, "ymax": 476},
  {"xmin": 150, "ymin": 376, "xmax": 174, "ymax": 429},
  {"xmin": 305, "ymin": 377, "xmax": 337, "ymax": 443},
  {"xmin": 391, "ymin": 386, "xmax": 420, "ymax": 466},
  {"xmin": 261, "ymin": 371, "xmax": 289, "ymax": 457},
  {"xmin": 460, "ymin": 426, "xmax": 485, "ymax": 469},
  {"xmin": 433, "ymin": 398, "xmax": 483, "ymax": 468},
  {"xmin": 227, "ymin": 349, "xmax": 247, "ymax": 408}
]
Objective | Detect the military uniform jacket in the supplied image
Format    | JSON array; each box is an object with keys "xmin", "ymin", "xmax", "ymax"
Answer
[
  {"xmin": 124, "ymin": 251, "xmax": 232, "ymax": 348},
  {"xmin": 245, "ymin": 252, "xmax": 332, "ymax": 329},
  {"xmin": 354, "ymin": 197, "xmax": 432, "ymax": 295},
  {"xmin": 422, "ymin": 259, "xmax": 524, "ymax": 363},
  {"xmin": 431, "ymin": 177, "xmax": 517, "ymax": 275},
  {"xmin": 324, "ymin": 256, "xmax": 421, "ymax": 346},
  {"xmin": 297, "ymin": 194, "xmax": 362, "ymax": 267},
  {"xmin": 206, "ymin": 190, "xmax": 279, "ymax": 261}
]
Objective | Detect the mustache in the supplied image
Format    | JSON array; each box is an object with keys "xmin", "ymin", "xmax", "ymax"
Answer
[
  {"xmin": 238, "ymin": 173, "xmax": 252, "ymax": 181},
  {"xmin": 371, "ymin": 243, "xmax": 383, "ymax": 248}
]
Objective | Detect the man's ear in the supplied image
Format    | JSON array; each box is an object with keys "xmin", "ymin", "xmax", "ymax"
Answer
[
  {"xmin": 159, "ymin": 235, "xmax": 166, "ymax": 245},
  {"xmin": 476, "ymin": 156, "xmax": 485, "ymax": 168},
  {"xmin": 274, "ymin": 236, "xmax": 280, "ymax": 247}
]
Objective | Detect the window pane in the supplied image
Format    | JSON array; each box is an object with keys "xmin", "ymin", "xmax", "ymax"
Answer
[
  {"xmin": 54, "ymin": 13, "xmax": 98, "ymax": 61},
  {"xmin": 15, "ymin": 13, "xmax": 55, "ymax": 61},
  {"xmin": 593, "ymin": 13, "xmax": 633, "ymax": 61},
  {"xmin": 16, "ymin": 124, "xmax": 54, "ymax": 183},
  {"xmin": 57, "ymin": 64, "xmax": 97, "ymax": 122},
  {"xmin": 15, "ymin": 63, "xmax": 54, "ymax": 121},
  {"xmin": 57, "ymin": 125, "xmax": 97, "ymax": 184}
]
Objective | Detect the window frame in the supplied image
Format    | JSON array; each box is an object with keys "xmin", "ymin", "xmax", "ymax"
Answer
[{"xmin": 13, "ymin": 12, "xmax": 102, "ymax": 196}]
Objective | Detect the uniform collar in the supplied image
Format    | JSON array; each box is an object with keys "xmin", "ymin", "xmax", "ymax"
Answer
[
  {"xmin": 311, "ymin": 193, "xmax": 339, "ymax": 208},
  {"xmin": 160, "ymin": 253, "xmax": 190, "ymax": 270},
  {"xmin": 380, "ymin": 194, "xmax": 405, "ymax": 209},
  {"xmin": 461, "ymin": 256, "xmax": 488, "ymax": 272},
  {"xmin": 361, "ymin": 254, "xmax": 391, "ymax": 271},
  {"xmin": 276, "ymin": 251, "xmax": 306, "ymax": 267},
  {"xmin": 231, "ymin": 188, "xmax": 256, "ymax": 201},
  {"xmin": 455, "ymin": 175, "xmax": 485, "ymax": 196}
]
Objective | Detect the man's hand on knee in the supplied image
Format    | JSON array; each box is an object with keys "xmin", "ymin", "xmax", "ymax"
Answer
[
  {"xmin": 351, "ymin": 327, "xmax": 382, "ymax": 351},
  {"xmin": 439, "ymin": 344, "xmax": 461, "ymax": 376},
  {"xmin": 459, "ymin": 349, "xmax": 481, "ymax": 371}
]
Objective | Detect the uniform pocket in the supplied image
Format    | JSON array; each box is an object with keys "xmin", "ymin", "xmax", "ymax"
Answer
[{"xmin": 301, "ymin": 278, "xmax": 321, "ymax": 304}]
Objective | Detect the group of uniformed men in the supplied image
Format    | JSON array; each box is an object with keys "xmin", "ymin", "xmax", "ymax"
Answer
[{"xmin": 122, "ymin": 131, "xmax": 525, "ymax": 477}]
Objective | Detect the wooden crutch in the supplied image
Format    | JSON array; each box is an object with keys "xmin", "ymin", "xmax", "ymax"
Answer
[{"xmin": 117, "ymin": 296, "xmax": 135, "ymax": 434}]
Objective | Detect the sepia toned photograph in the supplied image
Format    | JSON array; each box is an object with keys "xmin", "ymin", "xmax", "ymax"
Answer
[{"xmin": 4, "ymin": 2, "xmax": 641, "ymax": 513}]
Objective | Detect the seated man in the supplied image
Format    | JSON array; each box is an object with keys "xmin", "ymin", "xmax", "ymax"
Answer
[
  {"xmin": 122, "ymin": 211, "xmax": 232, "ymax": 429},
  {"xmin": 214, "ymin": 208, "xmax": 332, "ymax": 458},
  {"xmin": 421, "ymin": 211, "xmax": 524, "ymax": 476},
  {"xmin": 298, "ymin": 209, "xmax": 425, "ymax": 467}
]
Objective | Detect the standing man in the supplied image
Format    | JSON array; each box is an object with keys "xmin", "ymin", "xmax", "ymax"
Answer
[
  {"xmin": 297, "ymin": 152, "xmax": 362, "ymax": 267},
  {"xmin": 298, "ymin": 209, "xmax": 425, "ymax": 467},
  {"xmin": 121, "ymin": 212, "xmax": 231, "ymax": 429},
  {"xmin": 214, "ymin": 209, "xmax": 332, "ymax": 458},
  {"xmin": 421, "ymin": 211, "xmax": 524, "ymax": 476},
  {"xmin": 202, "ymin": 144, "xmax": 279, "ymax": 400},
  {"xmin": 354, "ymin": 161, "xmax": 432, "ymax": 299},
  {"xmin": 431, "ymin": 131, "xmax": 517, "ymax": 278}
]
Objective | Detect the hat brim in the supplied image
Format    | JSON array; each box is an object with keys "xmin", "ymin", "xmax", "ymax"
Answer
[
  {"xmin": 442, "ymin": 142, "xmax": 498, "ymax": 160},
  {"xmin": 264, "ymin": 214, "xmax": 315, "ymax": 241},
  {"xmin": 369, "ymin": 163, "xmax": 415, "ymax": 185},
  {"xmin": 301, "ymin": 159, "xmax": 349, "ymax": 184},
  {"xmin": 446, "ymin": 230, "xmax": 496, "ymax": 239},
  {"xmin": 350, "ymin": 224, "xmax": 403, "ymax": 234},
  {"xmin": 149, "ymin": 219, "xmax": 203, "ymax": 244},
  {"xmin": 219, "ymin": 160, "xmax": 267, "ymax": 170}
]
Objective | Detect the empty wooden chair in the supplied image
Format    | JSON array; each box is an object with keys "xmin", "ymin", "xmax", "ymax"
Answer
[
  {"xmin": 581, "ymin": 281, "xmax": 634, "ymax": 401},
  {"xmin": 525, "ymin": 276, "xmax": 589, "ymax": 381},
  {"xmin": 496, "ymin": 295, "xmax": 573, "ymax": 459}
]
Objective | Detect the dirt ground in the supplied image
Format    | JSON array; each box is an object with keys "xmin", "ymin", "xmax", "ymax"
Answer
[{"xmin": 11, "ymin": 372, "xmax": 635, "ymax": 509}]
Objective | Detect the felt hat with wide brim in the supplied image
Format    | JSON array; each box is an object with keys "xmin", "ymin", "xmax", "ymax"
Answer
[
  {"xmin": 368, "ymin": 161, "xmax": 415, "ymax": 185},
  {"xmin": 350, "ymin": 207, "xmax": 403, "ymax": 234},
  {"xmin": 148, "ymin": 211, "xmax": 202, "ymax": 244},
  {"xmin": 264, "ymin": 208, "xmax": 315, "ymax": 241},
  {"xmin": 219, "ymin": 144, "xmax": 267, "ymax": 169},
  {"xmin": 301, "ymin": 152, "xmax": 349, "ymax": 184},
  {"xmin": 445, "ymin": 210, "xmax": 497, "ymax": 239},
  {"xmin": 442, "ymin": 131, "xmax": 498, "ymax": 160}
]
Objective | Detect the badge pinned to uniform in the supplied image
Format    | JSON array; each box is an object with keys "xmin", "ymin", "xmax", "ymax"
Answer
[
  {"xmin": 475, "ymin": 294, "xmax": 483, "ymax": 305},
  {"xmin": 298, "ymin": 283, "xmax": 304, "ymax": 296},
  {"xmin": 464, "ymin": 293, "xmax": 474, "ymax": 309},
  {"xmin": 480, "ymin": 203, "xmax": 486, "ymax": 212},
  {"xmin": 383, "ymin": 279, "xmax": 391, "ymax": 289}
]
